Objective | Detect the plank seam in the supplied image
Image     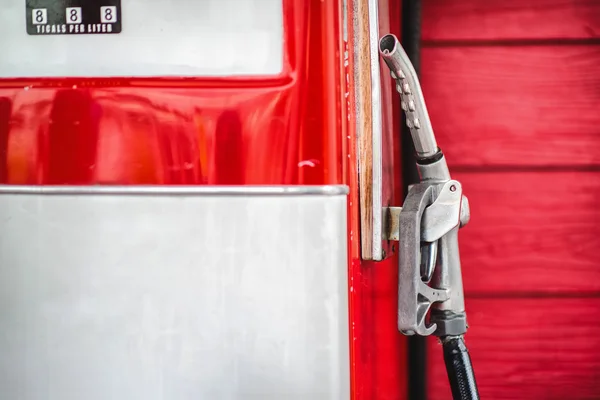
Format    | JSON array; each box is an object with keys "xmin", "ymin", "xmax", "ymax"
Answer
[
  {"xmin": 465, "ymin": 291, "xmax": 600, "ymax": 299},
  {"xmin": 422, "ymin": 38, "xmax": 600, "ymax": 48},
  {"xmin": 448, "ymin": 165, "xmax": 600, "ymax": 173}
]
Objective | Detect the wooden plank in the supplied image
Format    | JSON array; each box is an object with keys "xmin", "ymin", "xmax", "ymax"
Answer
[
  {"xmin": 456, "ymin": 171, "xmax": 600, "ymax": 295},
  {"xmin": 354, "ymin": 0, "xmax": 375, "ymax": 259},
  {"xmin": 354, "ymin": 0, "xmax": 398, "ymax": 260},
  {"xmin": 428, "ymin": 298, "xmax": 600, "ymax": 400},
  {"xmin": 420, "ymin": 45, "xmax": 600, "ymax": 167},
  {"xmin": 422, "ymin": 0, "xmax": 600, "ymax": 42}
]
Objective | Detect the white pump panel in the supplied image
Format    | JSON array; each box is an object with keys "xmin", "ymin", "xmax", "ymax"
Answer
[{"xmin": 0, "ymin": 0, "xmax": 284, "ymax": 78}]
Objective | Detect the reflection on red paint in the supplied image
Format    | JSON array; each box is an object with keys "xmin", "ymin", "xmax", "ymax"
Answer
[
  {"xmin": 0, "ymin": 97, "xmax": 11, "ymax": 183},
  {"xmin": 214, "ymin": 110, "xmax": 244, "ymax": 185},
  {"xmin": 0, "ymin": 0, "xmax": 344, "ymax": 186},
  {"xmin": 46, "ymin": 89, "xmax": 101, "ymax": 184}
]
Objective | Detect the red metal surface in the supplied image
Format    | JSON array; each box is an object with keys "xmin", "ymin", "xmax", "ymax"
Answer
[
  {"xmin": 0, "ymin": 0, "xmax": 344, "ymax": 185},
  {"xmin": 345, "ymin": 0, "xmax": 406, "ymax": 399}
]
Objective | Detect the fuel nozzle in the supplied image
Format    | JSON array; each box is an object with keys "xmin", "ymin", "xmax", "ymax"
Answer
[
  {"xmin": 379, "ymin": 33, "xmax": 469, "ymax": 337},
  {"xmin": 379, "ymin": 34, "xmax": 439, "ymax": 162},
  {"xmin": 379, "ymin": 33, "xmax": 479, "ymax": 400}
]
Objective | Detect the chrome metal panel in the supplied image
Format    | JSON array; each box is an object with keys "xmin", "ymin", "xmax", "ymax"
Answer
[{"xmin": 0, "ymin": 189, "xmax": 350, "ymax": 399}]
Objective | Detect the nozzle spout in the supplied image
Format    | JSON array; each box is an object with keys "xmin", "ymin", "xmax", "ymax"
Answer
[{"xmin": 378, "ymin": 34, "xmax": 439, "ymax": 160}]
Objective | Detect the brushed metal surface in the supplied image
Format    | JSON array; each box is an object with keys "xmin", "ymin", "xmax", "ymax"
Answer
[{"xmin": 0, "ymin": 190, "xmax": 349, "ymax": 399}]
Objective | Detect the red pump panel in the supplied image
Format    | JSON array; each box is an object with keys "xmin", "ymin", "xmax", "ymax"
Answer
[
  {"xmin": 345, "ymin": 0, "xmax": 406, "ymax": 399},
  {"xmin": 0, "ymin": 0, "xmax": 345, "ymax": 186},
  {"xmin": 0, "ymin": 1, "xmax": 409, "ymax": 399}
]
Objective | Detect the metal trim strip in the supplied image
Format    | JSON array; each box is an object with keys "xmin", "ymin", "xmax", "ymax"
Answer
[
  {"xmin": 368, "ymin": 0, "xmax": 384, "ymax": 260},
  {"xmin": 0, "ymin": 185, "xmax": 349, "ymax": 196}
]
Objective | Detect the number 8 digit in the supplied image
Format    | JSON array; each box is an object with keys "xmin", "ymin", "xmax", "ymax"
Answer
[
  {"xmin": 35, "ymin": 10, "xmax": 43, "ymax": 23},
  {"xmin": 100, "ymin": 6, "xmax": 117, "ymax": 23}
]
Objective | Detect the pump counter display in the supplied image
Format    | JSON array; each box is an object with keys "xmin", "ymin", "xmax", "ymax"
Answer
[{"xmin": 26, "ymin": 0, "xmax": 122, "ymax": 35}]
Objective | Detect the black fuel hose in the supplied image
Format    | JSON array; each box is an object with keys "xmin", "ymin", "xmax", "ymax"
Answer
[{"xmin": 442, "ymin": 336, "xmax": 480, "ymax": 400}]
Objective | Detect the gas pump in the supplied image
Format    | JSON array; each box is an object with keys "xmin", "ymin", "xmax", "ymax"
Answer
[{"xmin": 0, "ymin": 1, "xmax": 478, "ymax": 399}]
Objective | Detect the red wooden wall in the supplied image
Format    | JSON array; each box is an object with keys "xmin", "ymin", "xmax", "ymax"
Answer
[{"xmin": 420, "ymin": 1, "xmax": 600, "ymax": 399}]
